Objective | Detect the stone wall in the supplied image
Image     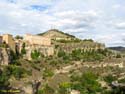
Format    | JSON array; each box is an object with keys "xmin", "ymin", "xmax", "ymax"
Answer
[
  {"xmin": 22, "ymin": 34, "xmax": 54, "ymax": 60},
  {"xmin": 25, "ymin": 45, "xmax": 54, "ymax": 60},
  {"xmin": 24, "ymin": 34, "xmax": 51, "ymax": 46},
  {"xmin": 2, "ymin": 34, "xmax": 15, "ymax": 52},
  {"xmin": 59, "ymin": 42, "xmax": 105, "ymax": 53}
]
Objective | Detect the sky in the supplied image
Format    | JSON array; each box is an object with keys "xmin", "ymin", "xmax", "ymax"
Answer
[{"xmin": 0, "ymin": 0, "xmax": 125, "ymax": 47}]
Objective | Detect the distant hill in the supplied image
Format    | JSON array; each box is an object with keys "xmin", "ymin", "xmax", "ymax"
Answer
[
  {"xmin": 38, "ymin": 29, "xmax": 76, "ymax": 40},
  {"xmin": 108, "ymin": 46, "xmax": 125, "ymax": 52}
]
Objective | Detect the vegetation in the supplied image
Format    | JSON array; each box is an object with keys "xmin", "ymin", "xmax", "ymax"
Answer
[
  {"xmin": 31, "ymin": 50, "xmax": 41, "ymax": 60},
  {"xmin": 21, "ymin": 42, "xmax": 26, "ymax": 55},
  {"xmin": 82, "ymin": 39, "xmax": 94, "ymax": 42},
  {"xmin": 58, "ymin": 82, "xmax": 71, "ymax": 94},
  {"xmin": 43, "ymin": 69, "xmax": 54, "ymax": 78},
  {"xmin": 71, "ymin": 49, "xmax": 106, "ymax": 61},
  {"xmin": 38, "ymin": 29, "xmax": 76, "ymax": 38},
  {"xmin": 6, "ymin": 65, "xmax": 30, "ymax": 79},
  {"xmin": 0, "ymin": 69, "xmax": 10, "ymax": 90},
  {"xmin": 116, "ymin": 54, "xmax": 122, "ymax": 58},
  {"xmin": 0, "ymin": 30, "xmax": 124, "ymax": 94},
  {"xmin": 38, "ymin": 84, "xmax": 54, "ymax": 94},
  {"xmin": 15, "ymin": 35, "xmax": 23, "ymax": 39},
  {"xmin": 104, "ymin": 74, "xmax": 117, "ymax": 83},
  {"xmin": 56, "ymin": 39, "xmax": 81, "ymax": 43},
  {"xmin": 58, "ymin": 50, "xmax": 66, "ymax": 57},
  {"xmin": 70, "ymin": 72, "xmax": 102, "ymax": 94},
  {"xmin": 0, "ymin": 42, "xmax": 8, "ymax": 48}
]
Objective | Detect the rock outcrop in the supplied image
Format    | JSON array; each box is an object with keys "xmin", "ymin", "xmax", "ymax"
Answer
[{"xmin": 0, "ymin": 48, "xmax": 11, "ymax": 65}]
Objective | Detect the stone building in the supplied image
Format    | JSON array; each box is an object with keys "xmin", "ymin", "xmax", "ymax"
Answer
[
  {"xmin": 2, "ymin": 34, "xmax": 15, "ymax": 52},
  {"xmin": 23, "ymin": 34, "xmax": 54, "ymax": 60},
  {"xmin": 24, "ymin": 34, "xmax": 51, "ymax": 46}
]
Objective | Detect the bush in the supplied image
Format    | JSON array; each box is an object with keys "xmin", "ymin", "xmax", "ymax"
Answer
[
  {"xmin": 70, "ymin": 72, "xmax": 102, "ymax": 93},
  {"xmin": 31, "ymin": 50, "xmax": 41, "ymax": 60},
  {"xmin": 21, "ymin": 43, "xmax": 26, "ymax": 55},
  {"xmin": 59, "ymin": 82, "xmax": 71, "ymax": 94},
  {"xmin": 104, "ymin": 74, "xmax": 117, "ymax": 83},
  {"xmin": 0, "ymin": 69, "xmax": 10, "ymax": 89},
  {"xmin": 43, "ymin": 69, "xmax": 54, "ymax": 78},
  {"xmin": 58, "ymin": 50, "xmax": 66, "ymax": 57},
  {"xmin": 71, "ymin": 49, "xmax": 105, "ymax": 61},
  {"xmin": 6, "ymin": 65, "xmax": 29, "ymax": 79},
  {"xmin": 116, "ymin": 54, "xmax": 122, "ymax": 58},
  {"xmin": 15, "ymin": 35, "xmax": 23, "ymax": 39},
  {"xmin": 39, "ymin": 84, "xmax": 54, "ymax": 94}
]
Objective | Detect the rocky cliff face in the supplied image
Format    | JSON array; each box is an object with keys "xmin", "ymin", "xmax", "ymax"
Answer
[
  {"xmin": 25, "ymin": 45, "xmax": 54, "ymax": 60},
  {"xmin": 0, "ymin": 48, "xmax": 11, "ymax": 65}
]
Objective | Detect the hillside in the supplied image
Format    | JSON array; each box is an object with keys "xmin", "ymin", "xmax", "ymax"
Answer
[
  {"xmin": 0, "ymin": 29, "xmax": 125, "ymax": 94},
  {"xmin": 108, "ymin": 46, "xmax": 125, "ymax": 53},
  {"xmin": 38, "ymin": 29, "xmax": 76, "ymax": 40}
]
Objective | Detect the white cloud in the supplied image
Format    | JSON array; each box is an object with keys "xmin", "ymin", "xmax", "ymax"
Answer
[
  {"xmin": 115, "ymin": 22, "xmax": 125, "ymax": 29},
  {"xmin": 112, "ymin": 4, "xmax": 121, "ymax": 9},
  {"xmin": 50, "ymin": 10, "xmax": 100, "ymax": 33},
  {"xmin": 0, "ymin": 0, "xmax": 125, "ymax": 46},
  {"xmin": 0, "ymin": 1, "xmax": 55, "ymax": 35},
  {"xmin": 109, "ymin": 20, "xmax": 125, "ymax": 29}
]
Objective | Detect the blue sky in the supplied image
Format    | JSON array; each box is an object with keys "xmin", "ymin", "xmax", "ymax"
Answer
[{"xmin": 0, "ymin": 0, "xmax": 125, "ymax": 47}]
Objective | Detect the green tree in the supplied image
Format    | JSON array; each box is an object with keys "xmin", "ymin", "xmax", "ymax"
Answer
[
  {"xmin": 43, "ymin": 69, "xmax": 54, "ymax": 78},
  {"xmin": 58, "ymin": 50, "xmax": 66, "ymax": 57},
  {"xmin": 31, "ymin": 50, "xmax": 41, "ymax": 60},
  {"xmin": 116, "ymin": 54, "xmax": 122, "ymax": 58},
  {"xmin": 59, "ymin": 82, "xmax": 71, "ymax": 94},
  {"xmin": 21, "ymin": 43, "xmax": 26, "ymax": 55},
  {"xmin": 15, "ymin": 35, "xmax": 23, "ymax": 39},
  {"xmin": 39, "ymin": 84, "xmax": 54, "ymax": 94},
  {"xmin": 0, "ymin": 69, "xmax": 10, "ymax": 90},
  {"xmin": 71, "ymin": 72, "xmax": 102, "ymax": 94},
  {"xmin": 104, "ymin": 74, "xmax": 117, "ymax": 83}
]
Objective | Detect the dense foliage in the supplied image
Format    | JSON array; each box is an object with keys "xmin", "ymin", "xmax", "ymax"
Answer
[
  {"xmin": 70, "ymin": 72, "xmax": 102, "ymax": 94},
  {"xmin": 57, "ymin": 49, "xmax": 109, "ymax": 62},
  {"xmin": 31, "ymin": 50, "xmax": 41, "ymax": 60},
  {"xmin": 0, "ymin": 69, "xmax": 10, "ymax": 89},
  {"xmin": 21, "ymin": 43, "xmax": 26, "ymax": 55}
]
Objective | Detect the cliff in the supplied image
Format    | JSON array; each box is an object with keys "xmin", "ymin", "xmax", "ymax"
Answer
[{"xmin": 0, "ymin": 48, "xmax": 12, "ymax": 65}]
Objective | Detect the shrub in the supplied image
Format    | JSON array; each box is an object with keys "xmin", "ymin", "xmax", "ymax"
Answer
[
  {"xmin": 59, "ymin": 82, "xmax": 71, "ymax": 94},
  {"xmin": 39, "ymin": 84, "xmax": 54, "ymax": 94},
  {"xmin": 58, "ymin": 50, "xmax": 66, "ymax": 57},
  {"xmin": 43, "ymin": 69, "xmax": 54, "ymax": 78},
  {"xmin": 6, "ymin": 65, "xmax": 29, "ymax": 79},
  {"xmin": 116, "ymin": 54, "xmax": 122, "ymax": 58},
  {"xmin": 21, "ymin": 43, "xmax": 26, "ymax": 55},
  {"xmin": 104, "ymin": 74, "xmax": 117, "ymax": 83},
  {"xmin": 0, "ymin": 69, "xmax": 10, "ymax": 89},
  {"xmin": 31, "ymin": 50, "xmax": 41, "ymax": 60},
  {"xmin": 70, "ymin": 72, "xmax": 102, "ymax": 93}
]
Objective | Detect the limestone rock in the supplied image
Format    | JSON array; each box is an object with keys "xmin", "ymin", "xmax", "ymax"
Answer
[{"xmin": 0, "ymin": 48, "xmax": 11, "ymax": 65}]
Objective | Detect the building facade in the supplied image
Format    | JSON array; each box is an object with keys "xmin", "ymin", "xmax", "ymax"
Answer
[
  {"xmin": 24, "ymin": 34, "xmax": 51, "ymax": 46},
  {"xmin": 23, "ymin": 34, "xmax": 54, "ymax": 60}
]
